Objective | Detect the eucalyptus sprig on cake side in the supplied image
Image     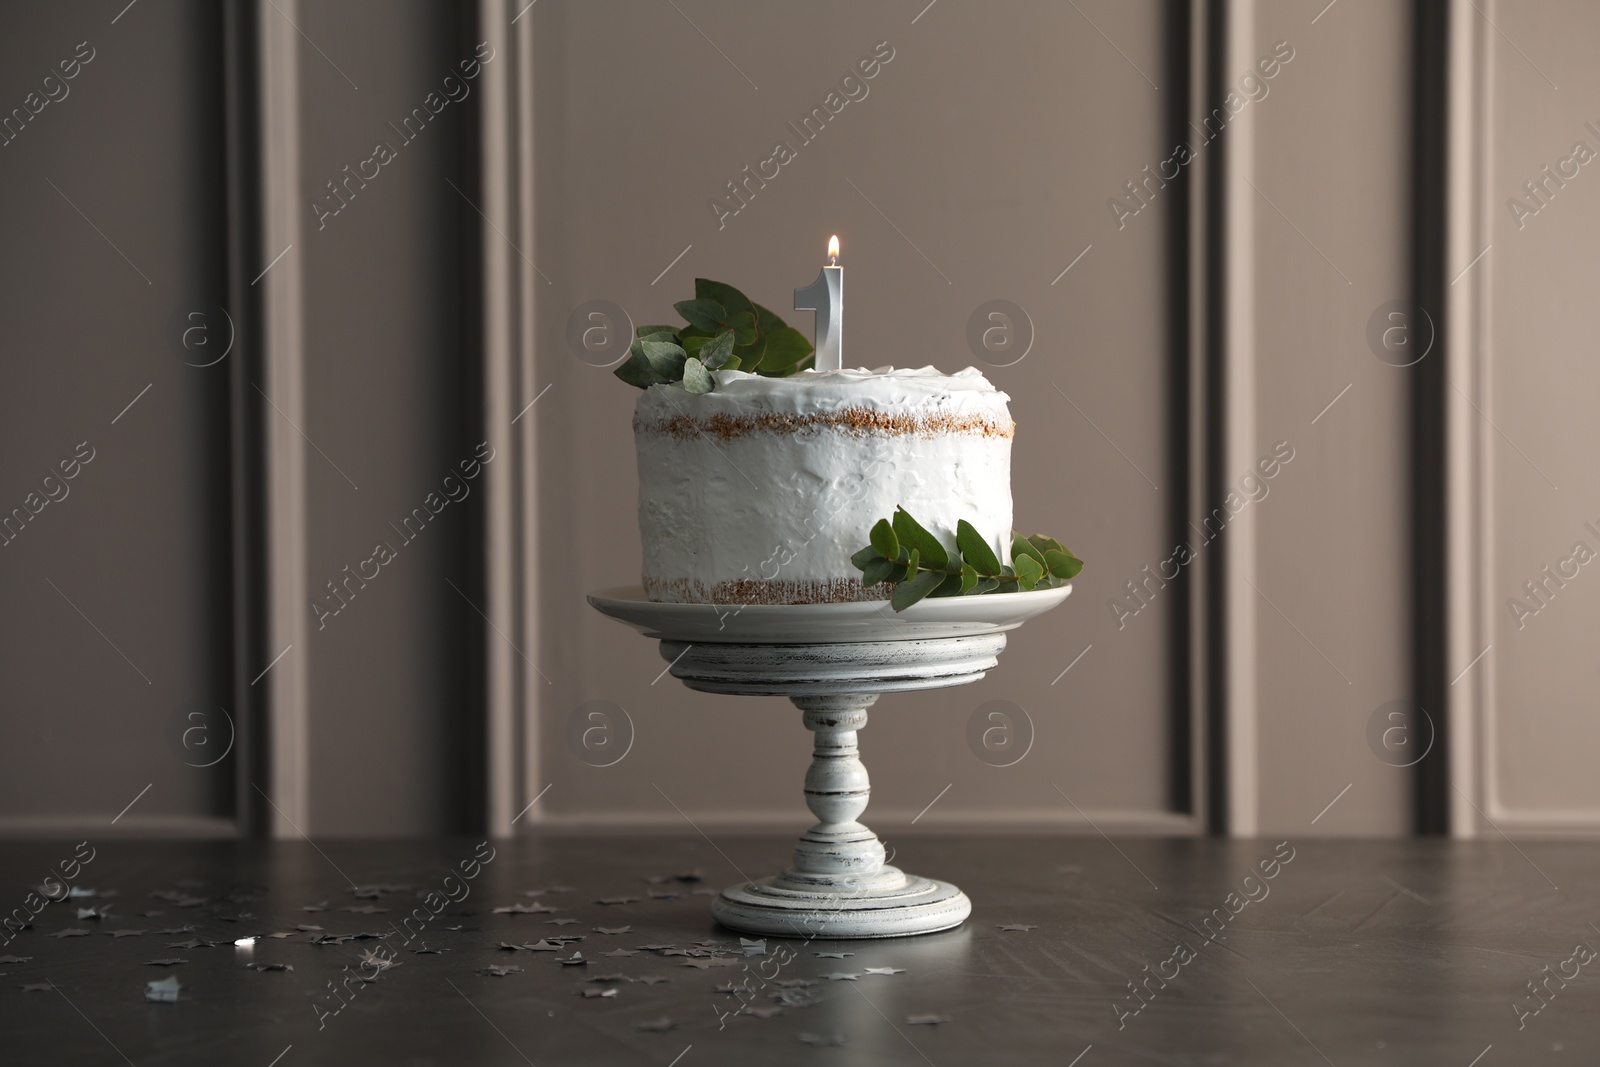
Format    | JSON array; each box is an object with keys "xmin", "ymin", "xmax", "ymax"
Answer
[
  {"xmin": 852, "ymin": 507, "xmax": 1084, "ymax": 611},
  {"xmin": 614, "ymin": 279, "xmax": 815, "ymax": 394}
]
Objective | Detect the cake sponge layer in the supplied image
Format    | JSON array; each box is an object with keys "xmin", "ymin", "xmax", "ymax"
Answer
[{"xmin": 634, "ymin": 366, "xmax": 1014, "ymax": 605}]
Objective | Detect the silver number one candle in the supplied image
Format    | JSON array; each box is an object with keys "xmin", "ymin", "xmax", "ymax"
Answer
[{"xmin": 794, "ymin": 235, "xmax": 842, "ymax": 371}]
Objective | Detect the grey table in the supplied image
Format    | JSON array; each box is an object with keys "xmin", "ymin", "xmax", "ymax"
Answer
[{"xmin": 0, "ymin": 835, "xmax": 1591, "ymax": 1064}]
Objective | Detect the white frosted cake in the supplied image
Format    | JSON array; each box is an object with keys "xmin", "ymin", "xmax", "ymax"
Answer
[{"xmin": 634, "ymin": 365, "xmax": 1014, "ymax": 604}]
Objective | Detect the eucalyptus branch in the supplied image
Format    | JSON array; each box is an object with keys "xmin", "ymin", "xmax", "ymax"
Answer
[
  {"xmin": 614, "ymin": 278, "xmax": 815, "ymax": 393},
  {"xmin": 850, "ymin": 507, "xmax": 1084, "ymax": 611}
]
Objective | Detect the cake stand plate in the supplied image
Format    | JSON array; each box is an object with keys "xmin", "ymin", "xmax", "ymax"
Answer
[
  {"xmin": 587, "ymin": 583, "xmax": 1071, "ymax": 644},
  {"xmin": 588, "ymin": 585, "xmax": 1071, "ymax": 938}
]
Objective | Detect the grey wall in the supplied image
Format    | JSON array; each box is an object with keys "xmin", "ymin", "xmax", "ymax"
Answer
[
  {"xmin": 3, "ymin": 0, "xmax": 1590, "ymax": 840},
  {"xmin": 0, "ymin": 0, "xmax": 235, "ymax": 834},
  {"xmin": 1481, "ymin": 0, "xmax": 1600, "ymax": 831},
  {"xmin": 529, "ymin": 0, "xmax": 1194, "ymax": 833}
]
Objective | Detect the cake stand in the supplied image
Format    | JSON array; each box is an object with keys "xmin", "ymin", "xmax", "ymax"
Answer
[{"xmin": 588, "ymin": 583, "xmax": 1071, "ymax": 939}]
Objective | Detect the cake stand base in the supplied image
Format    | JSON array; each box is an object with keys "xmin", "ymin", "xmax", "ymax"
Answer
[
  {"xmin": 712, "ymin": 869, "xmax": 970, "ymax": 939},
  {"xmin": 587, "ymin": 585, "xmax": 1073, "ymax": 940}
]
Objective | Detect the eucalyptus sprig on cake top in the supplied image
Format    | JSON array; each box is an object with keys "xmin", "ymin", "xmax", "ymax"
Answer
[
  {"xmin": 851, "ymin": 507, "xmax": 1084, "ymax": 611},
  {"xmin": 614, "ymin": 279, "xmax": 815, "ymax": 394}
]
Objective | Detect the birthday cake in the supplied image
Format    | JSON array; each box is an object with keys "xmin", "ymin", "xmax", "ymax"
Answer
[{"xmin": 634, "ymin": 365, "xmax": 1015, "ymax": 605}]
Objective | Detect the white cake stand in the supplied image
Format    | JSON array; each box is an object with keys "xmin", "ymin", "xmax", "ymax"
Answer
[{"xmin": 588, "ymin": 583, "xmax": 1071, "ymax": 939}]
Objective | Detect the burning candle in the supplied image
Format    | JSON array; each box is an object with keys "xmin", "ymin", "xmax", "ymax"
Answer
[{"xmin": 794, "ymin": 234, "xmax": 842, "ymax": 372}]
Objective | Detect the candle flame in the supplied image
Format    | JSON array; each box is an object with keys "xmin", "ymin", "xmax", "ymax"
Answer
[{"xmin": 828, "ymin": 235, "xmax": 839, "ymax": 265}]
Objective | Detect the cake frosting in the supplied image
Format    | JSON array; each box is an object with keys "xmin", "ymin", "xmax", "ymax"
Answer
[{"xmin": 634, "ymin": 366, "xmax": 1014, "ymax": 605}]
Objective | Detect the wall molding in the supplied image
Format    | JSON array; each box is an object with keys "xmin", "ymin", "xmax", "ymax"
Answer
[
  {"xmin": 473, "ymin": 0, "xmax": 541, "ymax": 836},
  {"xmin": 222, "ymin": 0, "xmax": 309, "ymax": 838}
]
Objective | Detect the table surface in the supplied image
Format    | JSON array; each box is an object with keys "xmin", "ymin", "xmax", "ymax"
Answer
[{"xmin": 0, "ymin": 834, "xmax": 1593, "ymax": 1065}]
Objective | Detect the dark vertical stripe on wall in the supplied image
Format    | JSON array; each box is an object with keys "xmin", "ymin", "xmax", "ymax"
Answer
[
  {"xmin": 459, "ymin": 0, "xmax": 490, "ymax": 838},
  {"xmin": 1163, "ymin": 0, "xmax": 1196, "ymax": 817},
  {"xmin": 1200, "ymin": 0, "xmax": 1231, "ymax": 835},
  {"xmin": 1409, "ymin": 0, "xmax": 1452, "ymax": 835},
  {"xmin": 223, "ymin": 0, "xmax": 270, "ymax": 836}
]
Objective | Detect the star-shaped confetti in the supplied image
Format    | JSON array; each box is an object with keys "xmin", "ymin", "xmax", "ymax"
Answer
[
  {"xmin": 358, "ymin": 948, "xmax": 400, "ymax": 974},
  {"xmin": 595, "ymin": 926, "xmax": 631, "ymax": 935},
  {"xmin": 799, "ymin": 1032, "xmax": 846, "ymax": 1047},
  {"xmin": 558, "ymin": 952, "xmax": 587, "ymax": 966},
  {"xmin": 646, "ymin": 890, "xmax": 683, "ymax": 901},
  {"xmin": 152, "ymin": 926, "xmax": 195, "ymax": 936},
  {"xmin": 246, "ymin": 962, "xmax": 293, "ymax": 972},
  {"xmin": 0, "ymin": 955, "xmax": 32, "ymax": 964},
  {"xmin": 602, "ymin": 948, "xmax": 638, "ymax": 958},
  {"xmin": 636, "ymin": 1016, "xmax": 675, "ymax": 1032},
  {"xmin": 301, "ymin": 901, "xmax": 328, "ymax": 912},
  {"xmin": 493, "ymin": 903, "xmax": 558, "ymax": 915},
  {"xmin": 681, "ymin": 958, "xmax": 740, "ymax": 969},
  {"xmin": 637, "ymin": 975, "xmax": 670, "ymax": 985},
  {"xmin": 739, "ymin": 938, "xmax": 766, "ymax": 956},
  {"xmin": 579, "ymin": 986, "xmax": 617, "ymax": 998},
  {"xmin": 862, "ymin": 967, "xmax": 906, "ymax": 976},
  {"xmin": 412, "ymin": 946, "xmax": 441, "ymax": 955},
  {"xmin": 144, "ymin": 959, "xmax": 188, "ymax": 967},
  {"xmin": 590, "ymin": 973, "xmax": 631, "ymax": 983},
  {"xmin": 20, "ymin": 982, "xmax": 55, "ymax": 992},
  {"xmin": 906, "ymin": 1012, "xmax": 950, "ymax": 1025},
  {"xmin": 546, "ymin": 918, "xmax": 580, "ymax": 926},
  {"xmin": 49, "ymin": 928, "xmax": 90, "ymax": 939},
  {"xmin": 813, "ymin": 951, "xmax": 853, "ymax": 958},
  {"xmin": 996, "ymin": 924, "xmax": 1037, "ymax": 932},
  {"xmin": 637, "ymin": 944, "xmax": 675, "ymax": 951},
  {"xmin": 477, "ymin": 965, "xmax": 522, "ymax": 977},
  {"xmin": 524, "ymin": 940, "xmax": 566, "ymax": 952},
  {"xmin": 107, "ymin": 930, "xmax": 146, "ymax": 938},
  {"xmin": 341, "ymin": 905, "xmax": 387, "ymax": 915},
  {"xmin": 822, "ymin": 972, "xmax": 861, "ymax": 981},
  {"xmin": 167, "ymin": 938, "xmax": 209, "ymax": 950},
  {"xmin": 597, "ymin": 897, "xmax": 640, "ymax": 906}
]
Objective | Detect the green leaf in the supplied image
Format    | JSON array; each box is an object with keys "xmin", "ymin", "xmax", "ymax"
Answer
[
  {"xmin": 614, "ymin": 338, "xmax": 680, "ymax": 388},
  {"xmin": 850, "ymin": 545, "xmax": 879, "ymax": 569},
  {"xmin": 681, "ymin": 356, "xmax": 714, "ymax": 394},
  {"xmin": 720, "ymin": 355, "xmax": 741, "ymax": 372},
  {"xmin": 893, "ymin": 509, "xmax": 949, "ymax": 569},
  {"xmin": 905, "ymin": 547, "xmax": 920, "ymax": 579},
  {"xmin": 636, "ymin": 324, "xmax": 679, "ymax": 341},
  {"xmin": 930, "ymin": 572, "xmax": 964, "ymax": 598},
  {"xmin": 869, "ymin": 519, "xmax": 899, "ymax": 560},
  {"xmin": 960, "ymin": 561, "xmax": 979, "ymax": 594},
  {"xmin": 1014, "ymin": 553, "xmax": 1044, "ymax": 591},
  {"xmin": 681, "ymin": 335, "xmax": 711, "ymax": 358},
  {"xmin": 955, "ymin": 520, "xmax": 1002, "ymax": 575},
  {"xmin": 1012, "ymin": 534, "xmax": 1047, "ymax": 568},
  {"xmin": 890, "ymin": 569, "xmax": 943, "ymax": 611},
  {"xmin": 695, "ymin": 280, "xmax": 755, "ymax": 324},
  {"xmin": 1044, "ymin": 549, "xmax": 1084, "ymax": 580},
  {"xmin": 642, "ymin": 338, "xmax": 687, "ymax": 379},
  {"xmin": 1027, "ymin": 533, "xmax": 1068, "ymax": 556},
  {"xmin": 862, "ymin": 557, "xmax": 896, "ymax": 587},
  {"xmin": 974, "ymin": 577, "xmax": 1002, "ymax": 595},
  {"xmin": 699, "ymin": 329, "xmax": 738, "ymax": 370},
  {"xmin": 675, "ymin": 299, "xmax": 727, "ymax": 333},
  {"xmin": 753, "ymin": 302, "xmax": 788, "ymax": 337},
  {"xmin": 728, "ymin": 310, "xmax": 759, "ymax": 347},
  {"xmin": 757, "ymin": 325, "xmax": 814, "ymax": 373}
]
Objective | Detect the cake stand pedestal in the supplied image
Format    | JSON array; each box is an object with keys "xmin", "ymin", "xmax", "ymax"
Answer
[{"xmin": 588, "ymin": 584, "xmax": 1070, "ymax": 939}]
